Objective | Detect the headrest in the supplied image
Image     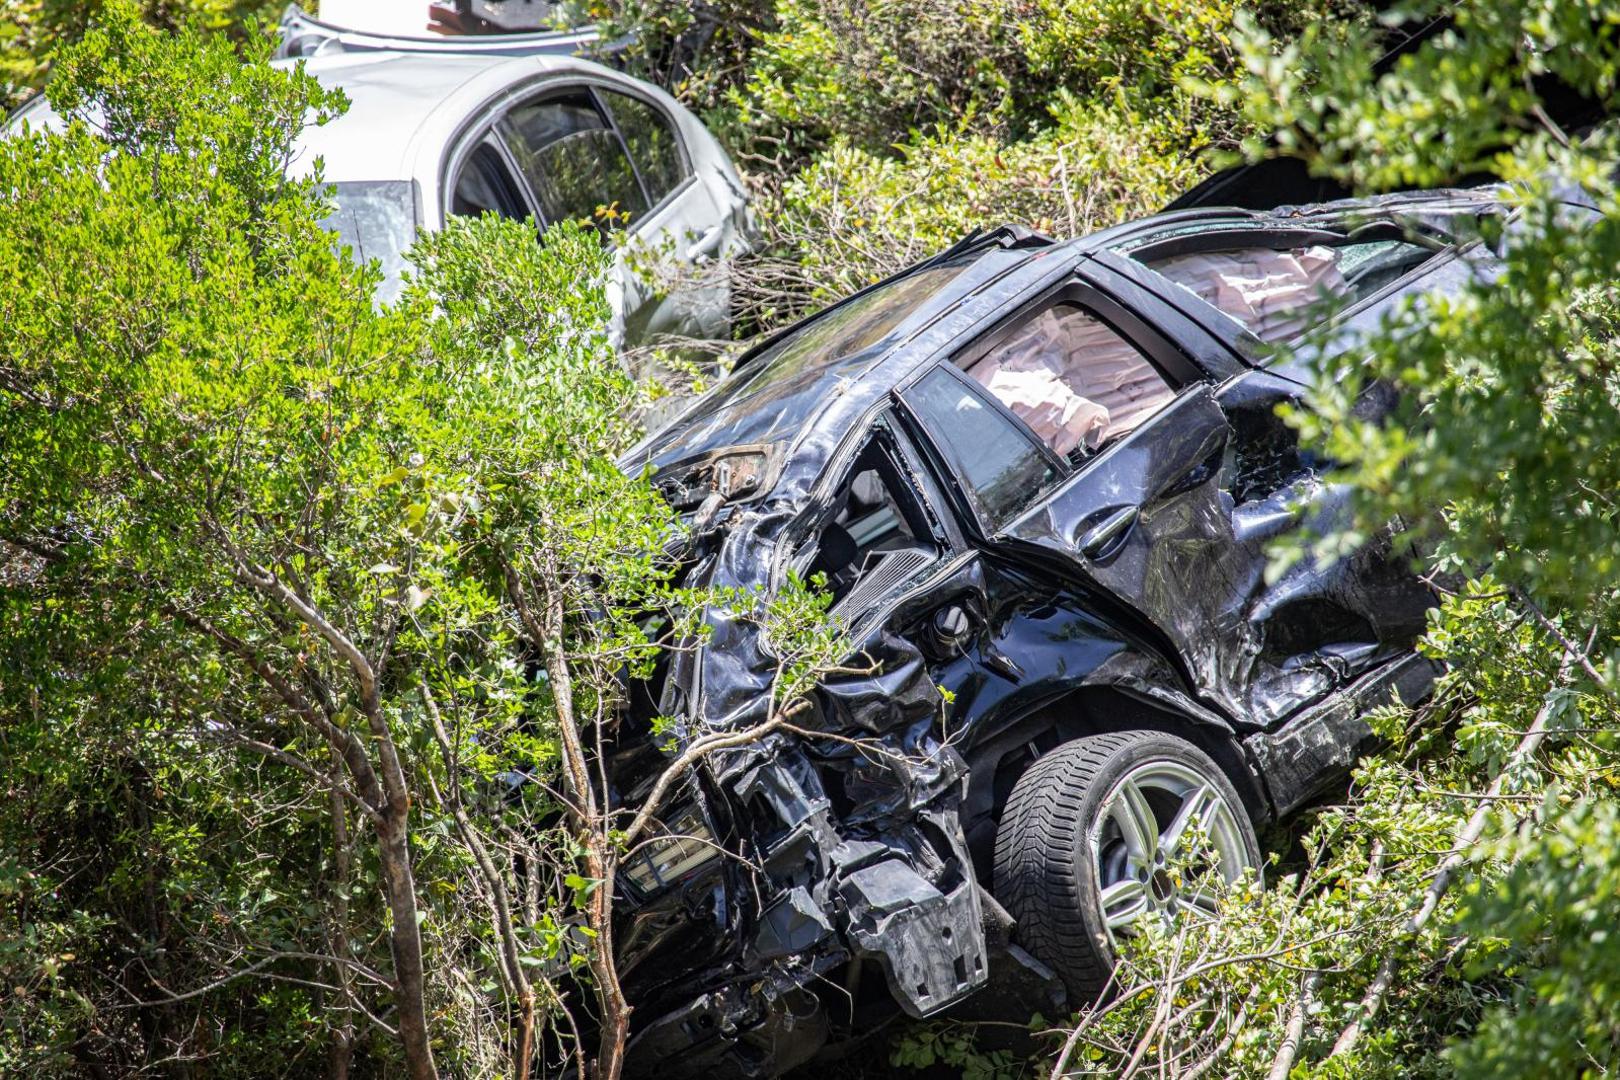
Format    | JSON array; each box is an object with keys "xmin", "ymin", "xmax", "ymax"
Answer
[{"xmin": 810, "ymin": 522, "xmax": 858, "ymax": 581}]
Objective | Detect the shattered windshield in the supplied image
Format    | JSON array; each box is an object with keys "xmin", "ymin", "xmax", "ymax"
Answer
[
  {"xmin": 636, "ymin": 259, "xmax": 975, "ymax": 469},
  {"xmin": 718, "ymin": 262, "xmax": 967, "ymax": 407},
  {"xmin": 320, "ymin": 180, "xmax": 419, "ymax": 302}
]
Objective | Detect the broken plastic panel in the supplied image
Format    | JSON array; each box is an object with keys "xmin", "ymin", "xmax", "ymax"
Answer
[{"xmin": 620, "ymin": 801, "xmax": 720, "ymax": 895}]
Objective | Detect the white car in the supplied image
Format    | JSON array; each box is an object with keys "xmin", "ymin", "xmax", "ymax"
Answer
[{"xmin": 10, "ymin": 15, "xmax": 753, "ymax": 343}]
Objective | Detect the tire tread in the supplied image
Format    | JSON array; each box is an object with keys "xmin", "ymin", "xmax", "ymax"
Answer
[{"xmin": 993, "ymin": 731, "xmax": 1154, "ymax": 1001}]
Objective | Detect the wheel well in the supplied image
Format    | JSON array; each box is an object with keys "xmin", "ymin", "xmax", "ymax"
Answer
[{"xmin": 963, "ymin": 687, "xmax": 1268, "ymax": 883}]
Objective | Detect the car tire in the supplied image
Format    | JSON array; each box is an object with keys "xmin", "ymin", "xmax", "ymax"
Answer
[{"xmin": 992, "ymin": 731, "xmax": 1261, "ymax": 1004}]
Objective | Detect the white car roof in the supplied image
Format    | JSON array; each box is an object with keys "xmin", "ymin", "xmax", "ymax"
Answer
[
  {"xmin": 283, "ymin": 49, "xmax": 598, "ymax": 184},
  {"xmin": 7, "ymin": 49, "xmax": 654, "ymax": 191}
]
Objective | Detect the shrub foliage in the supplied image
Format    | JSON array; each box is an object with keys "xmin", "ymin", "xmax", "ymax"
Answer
[{"xmin": 8, "ymin": 0, "xmax": 1620, "ymax": 1078}]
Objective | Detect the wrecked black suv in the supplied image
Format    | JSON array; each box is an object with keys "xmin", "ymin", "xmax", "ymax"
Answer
[{"xmin": 614, "ymin": 188, "xmax": 1511, "ymax": 1077}]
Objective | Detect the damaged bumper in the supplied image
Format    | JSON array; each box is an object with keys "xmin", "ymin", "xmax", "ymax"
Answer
[{"xmin": 622, "ymin": 726, "xmax": 992, "ymax": 1077}]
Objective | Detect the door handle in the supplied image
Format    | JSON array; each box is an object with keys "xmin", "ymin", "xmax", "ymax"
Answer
[
  {"xmin": 1077, "ymin": 505, "xmax": 1139, "ymax": 560},
  {"xmin": 684, "ymin": 225, "xmax": 724, "ymax": 262}
]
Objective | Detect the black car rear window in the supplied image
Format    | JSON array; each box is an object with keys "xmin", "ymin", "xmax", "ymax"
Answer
[{"xmin": 1134, "ymin": 232, "xmax": 1442, "ymax": 344}]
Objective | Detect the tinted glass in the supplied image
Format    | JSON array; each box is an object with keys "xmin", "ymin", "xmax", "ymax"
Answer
[
  {"xmin": 601, "ymin": 90, "xmax": 685, "ymax": 205},
  {"xmin": 634, "ymin": 256, "xmax": 982, "ymax": 474},
  {"xmin": 724, "ymin": 264, "xmax": 964, "ymax": 407},
  {"xmin": 905, "ymin": 367, "xmax": 1058, "ymax": 528},
  {"xmin": 503, "ymin": 92, "xmax": 648, "ymax": 229},
  {"xmin": 450, "ymin": 141, "xmax": 527, "ymax": 221},
  {"xmin": 1275, "ymin": 249, "xmax": 1497, "ymax": 383}
]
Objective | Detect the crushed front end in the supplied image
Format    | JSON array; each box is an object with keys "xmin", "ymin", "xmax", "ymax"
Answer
[{"xmin": 614, "ymin": 456, "xmax": 993, "ymax": 1078}]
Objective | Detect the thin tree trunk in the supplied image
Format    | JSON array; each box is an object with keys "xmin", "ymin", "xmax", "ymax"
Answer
[
  {"xmin": 586, "ymin": 850, "xmax": 630, "ymax": 1080},
  {"xmin": 328, "ymin": 752, "xmax": 356, "ymax": 1080},
  {"xmin": 377, "ymin": 811, "xmax": 437, "ymax": 1080},
  {"xmin": 328, "ymin": 1019, "xmax": 353, "ymax": 1080},
  {"xmin": 422, "ymin": 682, "xmax": 537, "ymax": 1080},
  {"xmin": 1268, "ymin": 973, "xmax": 1319, "ymax": 1080},
  {"xmin": 525, "ymin": 565, "xmax": 633, "ymax": 1080},
  {"xmin": 202, "ymin": 550, "xmax": 438, "ymax": 1075}
]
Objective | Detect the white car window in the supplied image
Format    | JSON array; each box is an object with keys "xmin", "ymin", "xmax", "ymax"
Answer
[
  {"xmin": 599, "ymin": 90, "xmax": 686, "ymax": 208},
  {"xmin": 450, "ymin": 140, "xmax": 529, "ymax": 222},
  {"xmin": 502, "ymin": 90, "xmax": 647, "ymax": 230}
]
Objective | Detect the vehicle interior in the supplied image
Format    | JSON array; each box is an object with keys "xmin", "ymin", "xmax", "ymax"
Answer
[
  {"xmin": 957, "ymin": 301, "xmax": 1180, "ymax": 464},
  {"xmin": 1135, "ymin": 226, "xmax": 1445, "ymax": 343},
  {"xmin": 805, "ymin": 431, "xmax": 941, "ymax": 616},
  {"xmin": 447, "ymin": 86, "xmax": 688, "ymax": 234},
  {"xmin": 451, "ymin": 139, "xmax": 529, "ymax": 219}
]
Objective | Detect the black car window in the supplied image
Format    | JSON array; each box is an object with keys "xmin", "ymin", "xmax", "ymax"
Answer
[
  {"xmin": 807, "ymin": 431, "xmax": 942, "ymax": 614},
  {"xmin": 449, "ymin": 140, "xmax": 528, "ymax": 221},
  {"xmin": 1271, "ymin": 247, "xmax": 1494, "ymax": 383},
  {"xmin": 1142, "ymin": 237, "xmax": 1438, "ymax": 344},
  {"xmin": 961, "ymin": 302, "xmax": 1176, "ymax": 460},
  {"xmin": 734, "ymin": 264, "xmax": 964, "ymax": 397},
  {"xmin": 599, "ymin": 89, "xmax": 686, "ymax": 207},
  {"xmin": 904, "ymin": 367, "xmax": 1060, "ymax": 530},
  {"xmin": 502, "ymin": 90, "xmax": 648, "ymax": 230}
]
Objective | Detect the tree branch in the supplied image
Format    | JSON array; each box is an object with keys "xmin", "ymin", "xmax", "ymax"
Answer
[
  {"xmin": 206, "ymin": 728, "xmax": 383, "ymax": 826},
  {"xmin": 1329, "ymin": 639, "xmax": 1581, "ymax": 1058}
]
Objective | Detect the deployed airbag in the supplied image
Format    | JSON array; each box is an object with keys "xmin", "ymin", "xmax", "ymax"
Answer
[
  {"xmin": 1152, "ymin": 245, "xmax": 1349, "ymax": 343},
  {"xmin": 967, "ymin": 305, "xmax": 1176, "ymax": 455}
]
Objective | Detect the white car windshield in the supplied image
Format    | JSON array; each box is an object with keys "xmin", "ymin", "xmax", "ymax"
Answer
[{"xmin": 321, "ymin": 180, "xmax": 418, "ymax": 302}]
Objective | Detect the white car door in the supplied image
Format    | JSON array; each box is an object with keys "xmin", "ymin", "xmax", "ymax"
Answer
[
  {"xmin": 489, "ymin": 82, "xmax": 736, "ymax": 343},
  {"xmin": 592, "ymin": 84, "xmax": 736, "ymax": 342}
]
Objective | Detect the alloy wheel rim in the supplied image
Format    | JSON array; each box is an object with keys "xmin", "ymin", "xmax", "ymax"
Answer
[{"xmin": 1088, "ymin": 759, "xmax": 1253, "ymax": 946}]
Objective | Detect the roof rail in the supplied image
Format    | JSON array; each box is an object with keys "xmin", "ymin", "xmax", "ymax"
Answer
[{"xmin": 274, "ymin": 3, "xmax": 620, "ymax": 61}]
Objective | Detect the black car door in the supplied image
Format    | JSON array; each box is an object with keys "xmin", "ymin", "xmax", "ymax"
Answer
[
  {"xmin": 1094, "ymin": 235, "xmax": 1449, "ymax": 718},
  {"xmin": 898, "ymin": 260, "xmax": 1425, "ymax": 729},
  {"xmin": 991, "ymin": 380, "xmax": 1265, "ymax": 723},
  {"xmin": 896, "ymin": 271, "xmax": 1267, "ymax": 723}
]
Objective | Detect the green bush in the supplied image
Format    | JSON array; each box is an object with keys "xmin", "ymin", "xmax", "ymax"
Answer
[
  {"xmin": 0, "ymin": 4, "xmax": 660, "ymax": 1074},
  {"xmin": 1452, "ymin": 798, "xmax": 1620, "ymax": 1079},
  {"xmin": 0, "ymin": 0, "xmax": 279, "ymax": 107},
  {"xmin": 731, "ymin": 94, "xmax": 1207, "ymax": 328},
  {"xmin": 583, "ymin": 0, "xmax": 771, "ymax": 116},
  {"xmin": 720, "ymin": 0, "xmax": 1025, "ymax": 162},
  {"xmin": 622, "ymin": 0, "xmax": 1340, "ymax": 164},
  {"xmin": 1015, "ymin": 0, "xmax": 1239, "ymax": 97}
]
